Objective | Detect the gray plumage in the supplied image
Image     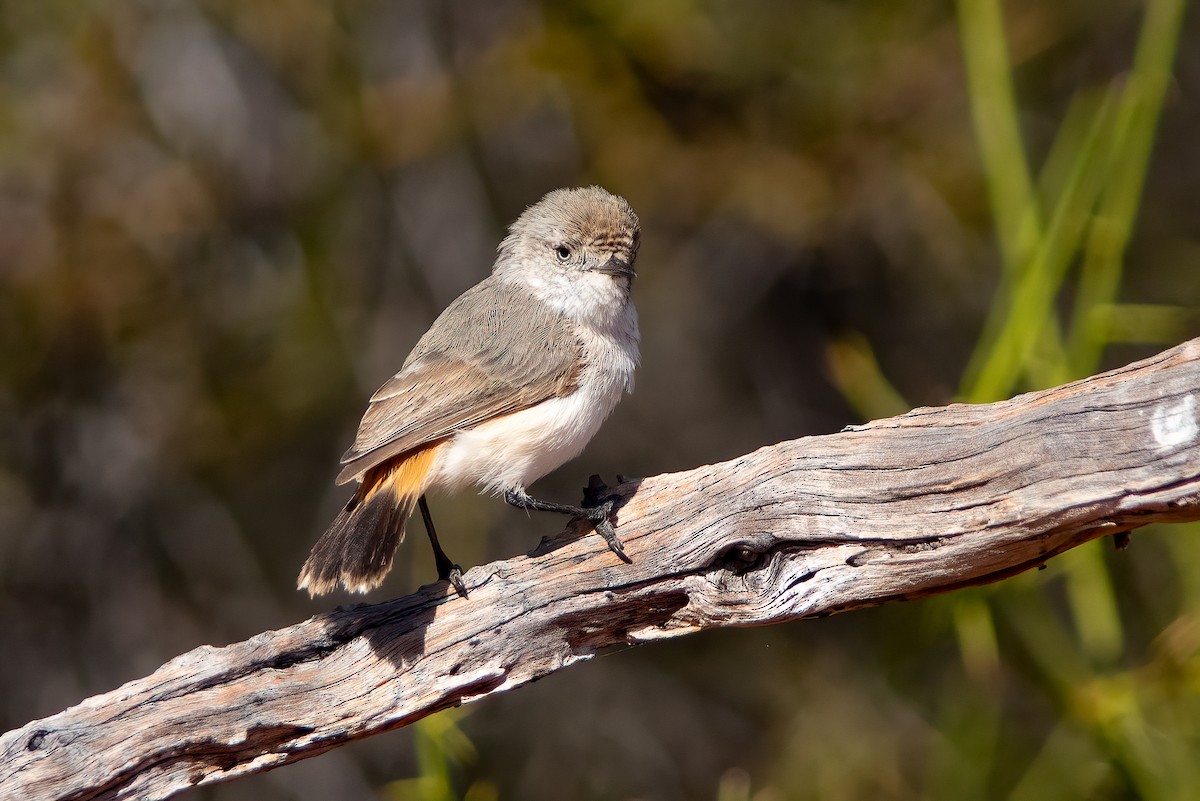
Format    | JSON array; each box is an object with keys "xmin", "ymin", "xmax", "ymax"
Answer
[
  {"xmin": 299, "ymin": 186, "xmax": 641, "ymax": 596},
  {"xmin": 336, "ymin": 277, "xmax": 584, "ymax": 484}
]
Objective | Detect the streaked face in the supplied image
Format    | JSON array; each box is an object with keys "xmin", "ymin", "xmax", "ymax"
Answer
[{"xmin": 500, "ymin": 186, "xmax": 641, "ymax": 285}]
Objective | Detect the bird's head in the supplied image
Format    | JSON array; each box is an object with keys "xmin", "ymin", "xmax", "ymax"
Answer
[{"xmin": 495, "ymin": 187, "xmax": 641, "ymax": 312}]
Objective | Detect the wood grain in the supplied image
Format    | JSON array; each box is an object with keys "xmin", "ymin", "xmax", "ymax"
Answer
[{"xmin": 4, "ymin": 338, "xmax": 1200, "ymax": 801}]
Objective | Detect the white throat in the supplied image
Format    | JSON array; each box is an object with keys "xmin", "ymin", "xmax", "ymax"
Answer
[{"xmin": 428, "ymin": 270, "xmax": 640, "ymax": 495}]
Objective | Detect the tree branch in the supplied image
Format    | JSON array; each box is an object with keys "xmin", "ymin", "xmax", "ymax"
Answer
[{"xmin": 5, "ymin": 339, "xmax": 1200, "ymax": 801}]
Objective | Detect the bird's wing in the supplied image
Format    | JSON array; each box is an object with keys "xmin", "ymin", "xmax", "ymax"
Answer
[{"xmin": 335, "ymin": 277, "xmax": 583, "ymax": 484}]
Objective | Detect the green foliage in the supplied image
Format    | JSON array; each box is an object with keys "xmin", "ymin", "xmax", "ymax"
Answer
[
  {"xmin": 958, "ymin": 0, "xmax": 1188, "ymax": 401},
  {"xmin": 384, "ymin": 710, "xmax": 497, "ymax": 801},
  {"xmin": 829, "ymin": 1, "xmax": 1199, "ymax": 799}
]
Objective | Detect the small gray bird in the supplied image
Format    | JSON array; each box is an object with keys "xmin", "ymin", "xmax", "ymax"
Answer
[{"xmin": 298, "ymin": 186, "xmax": 641, "ymax": 597}]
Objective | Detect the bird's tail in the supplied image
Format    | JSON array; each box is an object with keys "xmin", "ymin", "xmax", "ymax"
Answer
[{"xmin": 298, "ymin": 446, "xmax": 438, "ymax": 596}]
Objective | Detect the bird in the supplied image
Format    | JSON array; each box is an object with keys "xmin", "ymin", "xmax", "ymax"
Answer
[{"xmin": 298, "ymin": 186, "xmax": 641, "ymax": 597}]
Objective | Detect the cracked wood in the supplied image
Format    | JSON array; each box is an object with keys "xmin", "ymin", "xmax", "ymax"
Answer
[{"xmin": 4, "ymin": 338, "xmax": 1200, "ymax": 801}]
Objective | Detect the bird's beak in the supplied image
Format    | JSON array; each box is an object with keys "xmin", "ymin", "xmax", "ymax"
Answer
[{"xmin": 593, "ymin": 255, "xmax": 636, "ymax": 278}]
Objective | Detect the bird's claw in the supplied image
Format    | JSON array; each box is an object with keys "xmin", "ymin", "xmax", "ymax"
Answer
[
  {"xmin": 578, "ymin": 485, "xmax": 630, "ymax": 563},
  {"xmin": 441, "ymin": 564, "xmax": 467, "ymax": 598},
  {"xmin": 586, "ymin": 499, "xmax": 615, "ymax": 520},
  {"xmin": 593, "ymin": 516, "xmax": 630, "ymax": 563}
]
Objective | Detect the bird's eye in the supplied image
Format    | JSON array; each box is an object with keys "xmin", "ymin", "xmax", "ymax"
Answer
[{"xmin": 554, "ymin": 244, "xmax": 572, "ymax": 262}]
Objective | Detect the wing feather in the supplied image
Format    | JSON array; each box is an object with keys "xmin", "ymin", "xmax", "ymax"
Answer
[{"xmin": 336, "ymin": 277, "xmax": 582, "ymax": 484}]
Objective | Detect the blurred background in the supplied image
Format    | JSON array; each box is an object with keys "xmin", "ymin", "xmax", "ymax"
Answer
[{"xmin": 2, "ymin": 0, "xmax": 1200, "ymax": 799}]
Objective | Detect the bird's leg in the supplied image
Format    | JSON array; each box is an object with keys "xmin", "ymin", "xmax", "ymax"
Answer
[
  {"xmin": 418, "ymin": 495, "xmax": 466, "ymax": 597},
  {"xmin": 503, "ymin": 486, "xmax": 632, "ymax": 563}
]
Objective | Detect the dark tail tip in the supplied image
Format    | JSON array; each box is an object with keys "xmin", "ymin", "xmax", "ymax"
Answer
[{"xmin": 298, "ymin": 488, "xmax": 414, "ymax": 596}]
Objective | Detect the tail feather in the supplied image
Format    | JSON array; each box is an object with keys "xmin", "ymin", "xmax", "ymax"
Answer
[{"xmin": 298, "ymin": 447, "xmax": 437, "ymax": 596}]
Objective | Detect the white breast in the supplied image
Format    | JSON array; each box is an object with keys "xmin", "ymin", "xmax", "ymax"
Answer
[{"xmin": 428, "ymin": 296, "xmax": 639, "ymax": 495}]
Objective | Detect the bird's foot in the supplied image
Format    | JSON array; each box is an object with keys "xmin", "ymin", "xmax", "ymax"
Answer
[
  {"xmin": 436, "ymin": 559, "xmax": 467, "ymax": 598},
  {"xmin": 580, "ymin": 475, "xmax": 630, "ymax": 563},
  {"xmin": 589, "ymin": 511, "xmax": 629, "ymax": 563},
  {"xmin": 505, "ymin": 482, "xmax": 632, "ymax": 563}
]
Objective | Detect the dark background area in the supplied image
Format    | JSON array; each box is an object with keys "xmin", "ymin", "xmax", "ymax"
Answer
[{"xmin": 2, "ymin": 1, "xmax": 1199, "ymax": 799}]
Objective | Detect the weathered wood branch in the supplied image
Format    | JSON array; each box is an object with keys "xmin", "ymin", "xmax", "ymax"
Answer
[{"xmin": 5, "ymin": 339, "xmax": 1200, "ymax": 800}]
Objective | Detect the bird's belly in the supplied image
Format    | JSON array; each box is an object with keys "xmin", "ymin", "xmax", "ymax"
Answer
[{"xmin": 428, "ymin": 373, "xmax": 627, "ymax": 495}]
